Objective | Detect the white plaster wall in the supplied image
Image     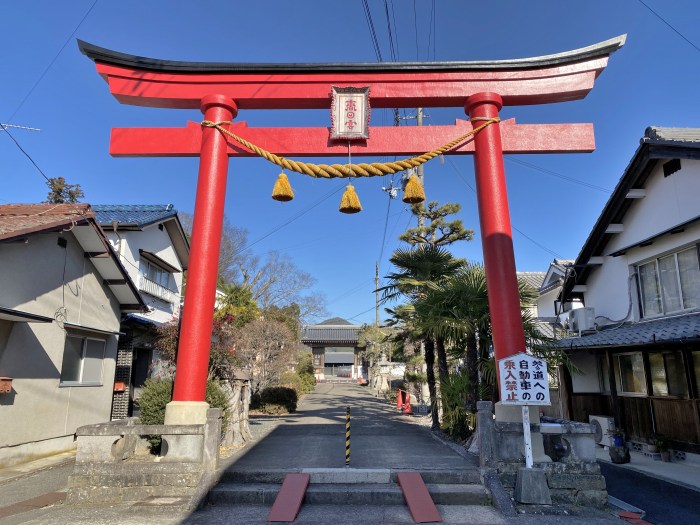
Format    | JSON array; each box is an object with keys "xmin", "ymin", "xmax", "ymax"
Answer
[
  {"xmin": 569, "ymin": 351, "xmax": 602, "ymax": 393},
  {"xmin": 0, "ymin": 232, "xmax": 121, "ymax": 462},
  {"xmin": 608, "ymin": 159, "xmax": 700, "ymax": 251},
  {"xmin": 104, "ymin": 221, "xmax": 184, "ymax": 324},
  {"xmin": 537, "ymin": 287, "xmax": 560, "ymax": 318},
  {"xmin": 582, "ymin": 160, "xmax": 700, "ymax": 323}
]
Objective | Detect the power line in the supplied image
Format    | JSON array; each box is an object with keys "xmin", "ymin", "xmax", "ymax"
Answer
[
  {"xmin": 445, "ymin": 156, "xmax": 563, "ymax": 259},
  {"xmin": 637, "ymin": 0, "xmax": 700, "ymax": 54},
  {"xmin": 383, "ymin": 0, "xmax": 398, "ymax": 62},
  {"xmin": 5, "ymin": 0, "xmax": 100, "ymax": 123},
  {"xmin": 362, "ymin": 0, "xmax": 383, "ymax": 62},
  {"xmin": 347, "ymin": 305, "xmax": 378, "ymax": 323},
  {"xmin": 234, "ymin": 182, "xmax": 346, "ymax": 256},
  {"xmin": 427, "ymin": 0, "xmax": 436, "ymax": 60},
  {"xmin": 0, "ymin": 124, "xmax": 50, "ymax": 182},
  {"xmin": 413, "ymin": 0, "xmax": 419, "ymax": 60},
  {"xmin": 505, "ymin": 156, "xmax": 612, "ymax": 194},
  {"xmin": 327, "ymin": 278, "xmax": 375, "ymax": 306}
]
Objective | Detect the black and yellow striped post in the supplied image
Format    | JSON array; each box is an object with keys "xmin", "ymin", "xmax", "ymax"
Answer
[{"xmin": 345, "ymin": 406, "xmax": 350, "ymax": 466}]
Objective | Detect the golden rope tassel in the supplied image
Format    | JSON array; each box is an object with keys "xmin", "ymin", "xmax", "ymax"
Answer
[
  {"xmin": 402, "ymin": 174, "xmax": 425, "ymax": 204},
  {"xmin": 339, "ymin": 183, "xmax": 362, "ymax": 214},
  {"xmin": 272, "ymin": 172, "xmax": 294, "ymax": 201}
]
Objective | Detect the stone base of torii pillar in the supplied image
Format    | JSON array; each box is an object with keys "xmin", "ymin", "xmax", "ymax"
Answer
[{"xmin": 161, "ymin": 401, "xmax": 210, "ymax": 462}]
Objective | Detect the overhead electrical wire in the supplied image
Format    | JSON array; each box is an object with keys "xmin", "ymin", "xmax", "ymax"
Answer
[
  {"xmin": 445, "ymin": 156, "xmax": 564, "ymax": 259},
  {"xmin": 6, "ymin": 0, "xmax": 100, "ymax": 123},
  {"xmin": 636, "ymin": 0, "xmax": 700, "ymax": 54},
  {"xmin": 505, "ymin": 156, "xmax": 612, "ymax": 193},
  {"xmin": 233, "ymin": 182, "xmax": 346, "ymax": 256},
  {"xmin": 0, "ymin": 124, "xmax": 50, "ymax": 182},
  {"xmin": 3, "ymin": 0, "xmax": 99, "ymax": 187},
  {"xmin": 362, "ymin": 0, "xmax": 383, "ymax": 62}
]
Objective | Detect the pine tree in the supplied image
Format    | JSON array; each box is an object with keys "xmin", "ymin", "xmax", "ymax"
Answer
[
  {"xmin": 44, "ymin": 177, "xmax": 84, "ymax": 204},
  {"xmin": 399, "ymin": 201, "xmax": 473, "ymax": 248}
]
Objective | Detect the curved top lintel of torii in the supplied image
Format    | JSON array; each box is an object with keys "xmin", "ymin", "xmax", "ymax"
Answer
[{"xmin": 78, "ymin": 35, "xmax": 626, "ymax": 111}]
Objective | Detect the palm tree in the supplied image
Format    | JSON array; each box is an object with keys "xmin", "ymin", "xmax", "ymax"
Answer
[
  {"xmin": 413, "ymin": 263, "xmax": 545, "ymax": 407},
  {"xmin": 380, "ymin": 246, "xmax": 463, "ymax": 429}
]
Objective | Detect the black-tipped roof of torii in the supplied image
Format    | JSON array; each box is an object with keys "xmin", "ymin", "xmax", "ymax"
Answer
[{"xmin": 78, "ymin": 35, "xmax": 626, "ymax": 74}]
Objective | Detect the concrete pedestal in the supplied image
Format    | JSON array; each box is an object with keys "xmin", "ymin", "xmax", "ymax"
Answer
[
  {"xmin": 514, "ymin": 467, "xmax": 552, "ymax": 504},
  {"xmin": 162, "ymin": 401, "xmax": 209, "ymax": 462},
  {"xmin": 495, "ymin": 402, "xmax": 551, "ymax": 463}
]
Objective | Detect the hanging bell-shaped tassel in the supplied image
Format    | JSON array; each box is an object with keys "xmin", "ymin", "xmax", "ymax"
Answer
[
  {"xmin": 402, "ymin": 174, "xmax": 425, "ymax": 204},
  {"xmin": 339, "ymin": 183, "xmax": 362, "ymax": 214},
  {"xmin": 272, "ymin": 172, "xmax": 294, "ymax": 202}
]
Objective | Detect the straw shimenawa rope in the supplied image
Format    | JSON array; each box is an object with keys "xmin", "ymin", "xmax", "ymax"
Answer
[{"xmin": 201, "ymin": 117, "xmax": 500, "ymax": 179}]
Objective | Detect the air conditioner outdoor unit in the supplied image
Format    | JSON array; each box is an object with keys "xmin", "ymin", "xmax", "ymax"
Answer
[
  {"xmin": 569, "ymin": 307, "xmax": 596, "ymax": 332},
  {"xmin": 589, "ymin": 415, "xmax": 615, "ymax": 447}
]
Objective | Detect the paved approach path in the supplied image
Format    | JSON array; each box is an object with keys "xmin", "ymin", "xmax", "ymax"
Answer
[{"xmin": 226, "ymin": 382, "xmax": 477, "ymax": 471}]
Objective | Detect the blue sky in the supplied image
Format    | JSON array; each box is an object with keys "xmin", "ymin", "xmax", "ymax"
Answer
[{"xmin": 2, "ymin": 1, "xmax": 700, "ymax": 325}]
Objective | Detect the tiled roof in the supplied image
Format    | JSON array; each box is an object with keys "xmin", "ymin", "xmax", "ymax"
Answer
[
  {"xmin": 92, "ymin": 204, "xmax": 177, "ymax": 227},
  {"xmin": 533, "ymin": 319, "xmax": 557, "ymax": 340},
  {"xmin": 0, "ymin": 204, "xmax": 93, "ymax": 240},
  {"xmin": 301, "ymin": 324, "xmax": 361, "ymax": 344},
  {"xmin": 645, "ymin": 126, "xmax": 700, "ymax": 143},
  {"xmin": 518, "ymin": 272, "xmax": 546, "ymax": 291},
  {"xmin": 554, "ymin": 312, "xmax": 700, "ymax": 349}
]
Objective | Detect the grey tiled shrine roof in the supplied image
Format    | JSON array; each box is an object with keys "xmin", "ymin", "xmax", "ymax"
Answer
[
  {"xmin": 301, "ymin": 324, "xmax": 361, "ymax": 344},
  {"xmin": 555, "ymin": 312, "xmax": 700, "ymax": 349}
]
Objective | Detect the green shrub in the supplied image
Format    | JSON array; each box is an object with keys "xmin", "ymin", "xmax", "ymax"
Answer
[
  {"xmin": 280, "ymin": 371, "xmax": 303, "ymax": 395},
  {"xmin": 439, "ymin": 372, "xmax": 474, "ymax": 441},
  {"xmin": 251, "ymin": 386, "xmax": 298, "ymax": 414},
  {"xmin": 138, "ymin": 378, "xmax": 231, "ymax": 450},
  {"xmin": 280, "ymin": 370, "xmax": 316, "ymax": 397},
  {"xmin": 299, "ymin": 373, "xmax": 316, "ymax": 394},
  {"xmin": 295, "ymin": 352, "xmax": 315, "ymax": 376}
]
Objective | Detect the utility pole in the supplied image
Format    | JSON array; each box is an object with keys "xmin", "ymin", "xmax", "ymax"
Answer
[{"xmin": 375, "ymin": 261, "xmax": 380, "ymax": 326}]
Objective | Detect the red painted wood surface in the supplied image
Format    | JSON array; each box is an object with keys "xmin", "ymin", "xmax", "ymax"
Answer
[
  {"xmin": 397, "ymin": 472, "xmax": 442, "ymax": 523},
  {"xmin": 466, "ymin": 93, "xmax": 527, "ymax": 382},
  {"xmin": 95, "ymin": 59, "xmax": 607, "ymax": 110},
  {"xmin": 110, "ymin": 119, "xmax": 594, "ymax": 158},
  {"xmin": 171, "ymin": 95, "xmax": 236, "ymax": 402},
  {"xmin": 268, "ymin": 473, "xmax": 310, "ymax": 523}
]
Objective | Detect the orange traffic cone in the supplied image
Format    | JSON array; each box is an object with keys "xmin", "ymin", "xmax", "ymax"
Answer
[{"xmin": 403, "ymin": 391, "xmax": 413, "ymax": 415}]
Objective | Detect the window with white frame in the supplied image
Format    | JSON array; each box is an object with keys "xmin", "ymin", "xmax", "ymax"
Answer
[
  {"xmin": 637, "ymin": 246, "xmax": 700, "ymax": 318},
  {"xmin": 59, "ymin": 334, "xmax": 106, "ymax": 385},
  {"xmin": 139, "ymin": 259, "xmax": 172, "ymax": 290}
]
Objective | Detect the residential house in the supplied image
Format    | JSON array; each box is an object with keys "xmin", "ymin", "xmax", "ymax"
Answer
[
  {"xmin": 0, "ymin": 204, "xmax": 145, "ymax": 466},
  {"xmin": 555, "ymin": 127, "xmax": 700, "ymax": 454},
  {"xmin": 92, "ymin": 205, "xmax": 189, "ymax": 418}
]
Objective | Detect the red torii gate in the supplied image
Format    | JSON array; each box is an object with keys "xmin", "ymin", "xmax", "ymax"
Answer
[{"xmin": 80, "ymin": 36, "xmax": 624, "ymax": 421}]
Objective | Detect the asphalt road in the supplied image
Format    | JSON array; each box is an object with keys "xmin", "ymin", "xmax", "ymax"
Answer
[{"xmin": 600, "ymin": 462, "xmax": 700, "ymax": 525}]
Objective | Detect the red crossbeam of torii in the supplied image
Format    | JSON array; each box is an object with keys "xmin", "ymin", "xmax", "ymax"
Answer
[{"xmin": 80, "ymin": 36, "xmax": 625, "ymax": 421}]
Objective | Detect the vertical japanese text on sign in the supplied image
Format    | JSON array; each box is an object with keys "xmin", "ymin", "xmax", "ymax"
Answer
[{"xmin": 498, "ymin": 353, "xmax": 550, "ymax": 405}]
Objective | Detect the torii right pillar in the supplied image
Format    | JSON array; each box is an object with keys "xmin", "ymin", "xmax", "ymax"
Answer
[{"xmin": 466, "ymin": 92, "xmax": 550, "ymax": 462}]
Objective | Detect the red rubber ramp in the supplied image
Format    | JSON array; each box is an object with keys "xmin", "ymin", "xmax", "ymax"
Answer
[
  {"xmin": 267, "ymin": 473, "xmax": 310, "ymax": 522},
  {"xmin": 397, "ymin": 471, "xmax": 442, "ymax": 523}
]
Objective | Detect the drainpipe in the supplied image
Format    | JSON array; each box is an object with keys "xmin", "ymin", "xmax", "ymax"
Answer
[{"xmin": 112, "ymin": 221, "xmax": 123, "ymax": 259}]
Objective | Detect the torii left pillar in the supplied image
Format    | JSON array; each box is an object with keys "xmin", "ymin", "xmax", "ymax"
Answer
[{"xmin": 164, "ymin": 95, "xmax": 237, "ymax": 435}]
